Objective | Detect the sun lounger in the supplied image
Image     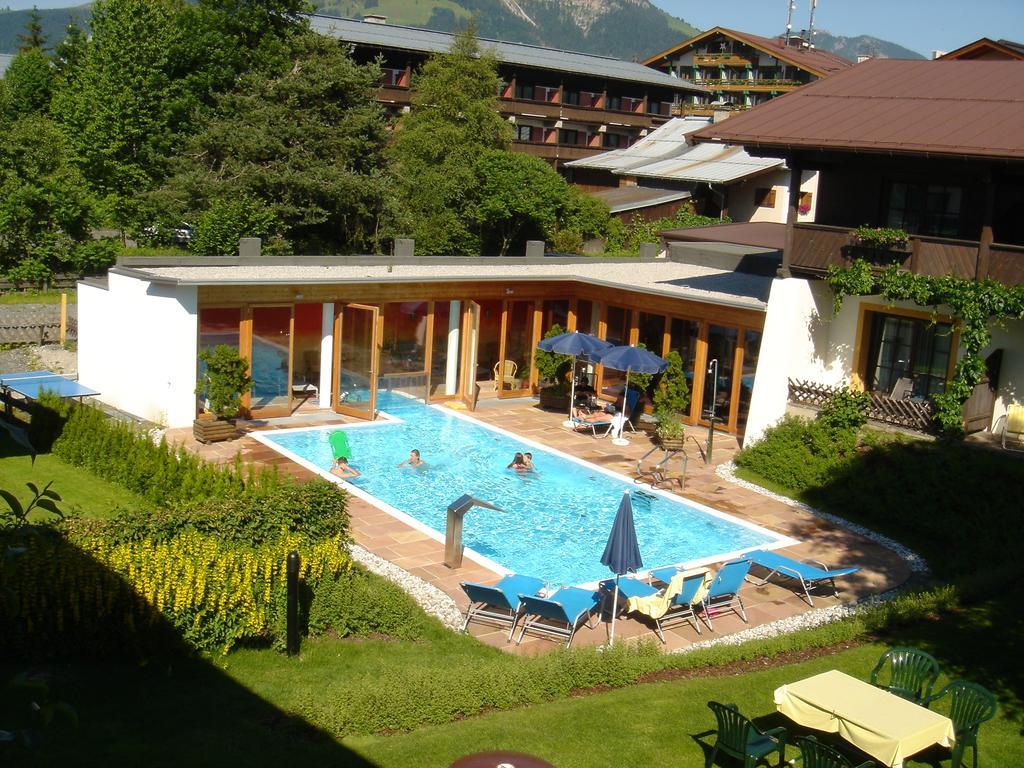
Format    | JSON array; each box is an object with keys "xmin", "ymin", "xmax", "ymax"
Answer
[
  {"xmin": 515, "ymin": 587, "xmax": 601, "ymax": 648},
  {"xmin": 745, "ymin": 549, "xmax": 860, "ymax": 606},
  {"xmin": 460, "ymin": 574, "xmax": 546, "ymax": 641},
  {"xmin": 604, "ymin": 568, "xmax": 710, "ymax": 641},
  {"xmin": 702, "ymin": 559, "xmax": 750, "ymax": 631},
  {"xmin": 570, "ymin": 412, "xmax": 615, "ymax": 437}
]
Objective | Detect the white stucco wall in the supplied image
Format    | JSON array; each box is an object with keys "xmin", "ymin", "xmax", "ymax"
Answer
[
  {"xmin": 728, "ymin": 169, "xmax": 819, "ymax": 225},
  {"xmin": 77, "ymin": 273, "xmax": 198, "ymax": 428},
  {"xmin": 984, "ymin": 319, "xmax": 1024, "ymax": 432}
]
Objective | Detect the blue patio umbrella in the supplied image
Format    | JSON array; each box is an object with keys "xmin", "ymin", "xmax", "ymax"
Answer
[
  {"xmin": 596, "ymin": 345, "xmax": 668, "ymax": 444},
  {"xmin": 536, "ymin": 331, "xmax": 612, "ymax": 426},
  {"xmin": 600, "ymin": 490, "xmax": 643, "ymax": 645}
]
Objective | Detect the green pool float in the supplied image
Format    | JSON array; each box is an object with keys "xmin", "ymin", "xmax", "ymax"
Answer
[{"xmin": 328, "ymin": 430, "xmax": 352, "ymax": 460}]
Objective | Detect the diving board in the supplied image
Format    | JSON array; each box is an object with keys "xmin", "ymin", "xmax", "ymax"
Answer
[{"xmin": 0, "ymin": 370, "xmax": 100, "ymax": 401}]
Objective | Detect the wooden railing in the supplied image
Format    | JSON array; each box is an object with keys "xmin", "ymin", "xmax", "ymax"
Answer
[
  {"xmin": 788, "ymin": 224, "xmax": 1024, "ymax": 285},
  {"xmin": 788, "ymin": 379, "xmax": 935, "ymax": 432},
  {"xmin": 693, "ymin": 54, "xmax": 753, "ymax": 67}
]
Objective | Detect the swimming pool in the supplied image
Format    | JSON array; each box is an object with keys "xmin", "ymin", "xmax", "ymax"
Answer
[{"xmin": 256, "ymin": 392, "xmax": 795, "ymax": 586}]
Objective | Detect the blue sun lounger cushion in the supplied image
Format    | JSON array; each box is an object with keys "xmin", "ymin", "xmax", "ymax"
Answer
[
  {"xmin": 515, "ymin": 587, "xmax": 601, "ymax": 649},
  {"xmin": 460, "ymin": 574, "xmax": 546, "ymax": 641},
  {"xmin": 746, "ymin": 549, "xmax": 860, "ymax": 606}
]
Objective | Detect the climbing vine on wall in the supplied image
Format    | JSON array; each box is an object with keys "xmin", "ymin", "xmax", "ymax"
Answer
[{"xmin": 826, "ymin": 259, "xmax": 1024, "ymax": 435}]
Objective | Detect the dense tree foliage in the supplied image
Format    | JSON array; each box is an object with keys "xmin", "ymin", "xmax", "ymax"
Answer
[
  {"xmin": 151, "ymin": 32, "xmax": 390, "ymax": 254},
  {"xmin": 1, "ymin": 48, "xmax": 55, "ymax": 119},
  {"xmin": 388, "ymin": 23, "xmax": 512, "ymax": 255},
  {"xmin": 16, "ymin": 7, "xmax": 47, "ymax": 52},
  {"xmin": 475, "ymin": 150, "xmax": 566, "ymax": 256}
]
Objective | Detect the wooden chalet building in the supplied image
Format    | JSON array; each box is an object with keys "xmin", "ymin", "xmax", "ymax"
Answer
[
  {"xmin": 309, "ymin": 14, "xmax": 705, "ymax": 170},
  {"xmin": 643, "ymin": 27, "xmax": 851, "ymax": 116},
  {"xmin": 691, "ymin": 58, "xmax": 1024, "ymax": 440},
  {"xmin": 939, "ymin": 38, "xmax": 1024, "ymax": 61}
]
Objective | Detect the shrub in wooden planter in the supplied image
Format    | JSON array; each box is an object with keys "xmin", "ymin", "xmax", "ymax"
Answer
[
  {"xmin": 194, "ymin": 344, "xmax": 252, "ymax": 443},
  {"xmin": 538, "ymin": 385, "xmax": 571, "ymax": 412}
]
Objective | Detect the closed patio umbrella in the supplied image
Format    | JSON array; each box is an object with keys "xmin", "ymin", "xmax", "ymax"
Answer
[
  {"xmin": 536, "ymin": 331, "xmax": 612, "ymax": 427},
  {"xmin": 600, "ymin": 490, "xmax": 643, "ymax": 646},
  {"xmin": 596, "ymin": 345, "xmax": 668, "ymax": 446}
]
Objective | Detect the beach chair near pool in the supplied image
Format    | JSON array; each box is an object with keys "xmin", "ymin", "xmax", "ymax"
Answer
[
  {"xmin": 515, "ymin": 587, "xmax": 601, "ymax": 648},
  {"xmin": 570, "ymin": 409, "xmax": 615, "ymax": 437},
  {"xmin": 604, "ymin": 568, "xmax": 710, "ymax": 642},
  {"xmin": 460, "ymin": 574, "xmax": 546, "ymax": 642},
  {"xmin": 647, "ymin": 567, "xmax": 712, "ymax": 635},
  {"xmin": 702, "ymin": 559, "xmax": 751, "ymax": 631},
  {"xmin": 745, "ymin": 549, "xmax": 860, "ymax": 606}
]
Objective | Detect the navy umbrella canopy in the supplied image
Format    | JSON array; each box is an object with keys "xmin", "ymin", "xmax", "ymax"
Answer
[
  {"xmin": 601, "ymin": 490, "xmax": 643, "ymax": 645},
  {"xmin": 537, "ymin": 332, "xmax": 612, "ymax": 426},
  {"xmin": 595, "ymin": 345, "xmax": 667, "ymax": 444}
]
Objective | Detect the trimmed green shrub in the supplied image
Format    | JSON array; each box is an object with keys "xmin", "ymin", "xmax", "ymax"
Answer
[
  {"xmin": 534, "ymin": 323, "xmax": 571, "ymax": 386},
  {"xmin": 734, "ymin": 415, "xmax": 857, "ymax": 494},
  {"xmin": 308, "ymin": 568, "xmax": 429, "ymax": 641},
  {"xmin": 196, "ymin": 344, "xmax": 252, "ymax": 418},
  {"xmin": 26, "ymin": 391, "xmax": 74, "ymax": 453},
  {"xmin": 816, "ymin": 388, "xmax": 870, "ymax": 431},
  {"xmin": 52, "ymin": 404, "xmax": 276, "ymax": 508}
]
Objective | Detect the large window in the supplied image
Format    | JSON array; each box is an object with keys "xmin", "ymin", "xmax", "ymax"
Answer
[
  {"xmin": 500, "ymin": 300, "xmax": 535, "ymax": 394},
  {"xmin": 430, "ymin": 301, "xmax": 462, "ymax": 398},
  {"xmin": 703, "ymin": 325, "xmax": 738, "ymax": 425},
  {"xmin": 637, "ymin": 312, "xmax": 666, "ymax": 354},
  {"xmin": 886, "ymin": 182, "xmax": 964, "ymax": 237},
  {"xmin": 601, "ymin": 305, "xmax": 631, "ymax": 396},
  {"xmin": 866, "ymin": 312, "xmax": 953, "ymax": 399},
  {"xmin": 250, "ymin": 306, "xmax": 292, "ymax": 410},
  {"xmin": 737, "ymin": 330, "xmax": 762, "ymax": 432},
  {"xmin": 668, "ymin": 318, "xmax": 699, "ymax": 400}
]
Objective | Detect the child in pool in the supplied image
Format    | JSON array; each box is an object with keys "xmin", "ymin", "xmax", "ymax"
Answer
[
  {"xmin": 507, "ymin": 452, "xmax": 528, "ymax": 471},
  {"xmin": 331, "ymin": 456, "xmax": 361, "ymax": 479},
  {"xmin": 398, "ymin": 449, "xmax": 424, "ymax": 468}
]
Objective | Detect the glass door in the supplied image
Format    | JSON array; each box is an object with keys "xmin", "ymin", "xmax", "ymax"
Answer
[
  {"xmin": 333, "ymin": 303, "xmax": 379, "ymax": 420},
  {"xmin": 249, "ymin": 305, "xmax": 293, "ymax": 417},
  {"xmin": 498, "ymin": 300, "xmax": 535, "ymax": 398},
  {"xmin": 701, "ymin": 325, "xmax": 738, "ymax": 430},
  {"xmin": 461, "ymin": 301, "xmax": 481, "ymax": 409}
]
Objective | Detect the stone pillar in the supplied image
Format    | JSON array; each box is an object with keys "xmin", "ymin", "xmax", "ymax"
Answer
[
  {"xmin": 445, "ymin": 301, "xmax": 461, "ymax": 396},
  {"xmin": 319, "ymin": 303, "xmax": 334, "ymax": 408}
]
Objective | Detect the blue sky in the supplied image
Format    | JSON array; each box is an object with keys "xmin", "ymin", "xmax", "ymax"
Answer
[
  {"xmin": 3, "ymin": 0, "xmax": 1023, "ymax": 58},
  {"xmin": 653, "ymin": 0, "xmax": 1024, "ymax": 58}
]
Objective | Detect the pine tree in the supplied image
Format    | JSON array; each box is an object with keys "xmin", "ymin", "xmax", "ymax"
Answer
[
  {"xmin": 387, "ymin": 22, "xmax": 512, "ymax": 255},
  {"xmin": 53, "ymin": 18, "xmax": 88, "ymax": 79},
  {"xmin": 16, "ymin": 7, "xmax": 47, "ymax": 52}
]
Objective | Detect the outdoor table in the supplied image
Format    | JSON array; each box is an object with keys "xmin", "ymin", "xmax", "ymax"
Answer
[{"xmin": 774, "ymin": 669, "xmax": 955, "ymax": 768}]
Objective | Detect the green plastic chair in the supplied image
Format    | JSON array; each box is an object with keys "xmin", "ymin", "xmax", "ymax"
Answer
[
  {"xmin": 791, "ymin": 736, "xmax": 875, "ymax": 768},
  {"xmin": 706, "ymin": 701, "xmax": 787, "ymax": 768},
  {"xmin": 869, "ymin": 646, "xmax": 941, "ymax": 705},
  {"xmin": 926, "ymin": 680, "xmax": 997, "ymax": 768}
]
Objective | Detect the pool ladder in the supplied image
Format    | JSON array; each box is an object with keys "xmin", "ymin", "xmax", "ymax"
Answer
[{"xmin": 634, "ymin": 446, "xmax": 688, "ymax": 491}]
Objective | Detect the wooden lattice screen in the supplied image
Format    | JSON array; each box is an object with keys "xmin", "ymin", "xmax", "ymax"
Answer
[{"xmin": 788, "ymin": 379, "xmax": 935, "ymax": 432}]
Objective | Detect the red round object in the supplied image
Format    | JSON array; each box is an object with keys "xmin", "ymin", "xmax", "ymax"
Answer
[{"xmin": 448, "ymin": 751, "xmax": 556, "ymax": 768}]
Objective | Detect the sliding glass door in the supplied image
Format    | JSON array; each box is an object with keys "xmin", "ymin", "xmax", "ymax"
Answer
[
  {"xmin": 249, "ymin": 306, "xmax": 293, "ymax": 416},
  {"xmin": 333, "ymin": 303, "xmax": 379, "ymax": 419}
]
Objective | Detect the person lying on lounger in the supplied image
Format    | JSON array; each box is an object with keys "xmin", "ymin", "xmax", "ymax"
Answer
[{"xmin": 574, "ymin": 407, "xmax": 615, "ymax": 423}]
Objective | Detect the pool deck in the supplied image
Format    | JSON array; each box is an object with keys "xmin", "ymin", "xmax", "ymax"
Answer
[{"xmin": 166, "ymin": 401, "xmax": 913, "ymax": 655}]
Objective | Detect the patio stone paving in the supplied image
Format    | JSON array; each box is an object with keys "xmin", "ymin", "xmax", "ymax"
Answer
[{"xmin": 165, "ymin": 399, "xmax": 912, "ymax": 655}]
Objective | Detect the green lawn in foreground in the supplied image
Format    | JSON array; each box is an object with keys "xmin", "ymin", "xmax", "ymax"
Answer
[
  {"xmin": 0, "ymin": 435, "xmax": 149, "ymax": 519},
  {"xmin": 0, "ymin": 290, "xmax": 76, "ymax": 305}
]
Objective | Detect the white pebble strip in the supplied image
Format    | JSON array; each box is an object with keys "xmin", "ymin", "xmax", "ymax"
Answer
[
  {"xmin": 715, "ymin": 461, "xmax": 929, "ymax": 575},
  {"xmin": 348, "ymin": 542, "xmax": 464, "ymax": 630}
]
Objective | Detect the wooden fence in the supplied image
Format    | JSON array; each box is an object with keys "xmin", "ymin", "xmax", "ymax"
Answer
[{"xmin": 788, "ymin": 378, "xmax": 935, "ymax": 432}]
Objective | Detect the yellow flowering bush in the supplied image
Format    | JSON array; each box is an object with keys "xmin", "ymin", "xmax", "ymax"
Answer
[{"xmin": 1, "ymin": 527, "xmax": 351, "ymax": 656}]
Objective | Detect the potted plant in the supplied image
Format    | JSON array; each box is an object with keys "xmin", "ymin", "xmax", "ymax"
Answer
[
  {"xmin": 852, "ymin": 225, "xmax": 910, "ymax": 250},
  {"xmin": 652, "ymin": 350, "xmax": 690, "ymax": 450},
  {"xmin": 194, "ymin": 344, "xmax": 252, "ymax": 443},
  {"xmin": 535, "ymin": 324, "xmax": 573, "ymax": 410}
]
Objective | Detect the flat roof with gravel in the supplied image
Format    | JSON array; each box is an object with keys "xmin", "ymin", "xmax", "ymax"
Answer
[{"xmin": 110, "ymin": 257, "xmax": 773, "ymax": 310}]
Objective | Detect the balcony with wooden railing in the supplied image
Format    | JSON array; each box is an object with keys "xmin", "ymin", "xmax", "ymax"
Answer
[
  {"xmin": 693, "ymin": 53, "xmax": 753, "ymax": 67},
  {"xmin": 671, "ymin": 103, "xmax": 750, "ymax": 117},
  {"xmin": 697, "ymin": 78, "xmax": 803, "ymax": 92},
  {"xmin": 787, "ymin": 223, "xmax": 1024, "ymax": 286}
]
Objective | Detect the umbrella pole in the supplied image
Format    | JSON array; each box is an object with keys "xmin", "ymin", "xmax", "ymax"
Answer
[
  {"xmin": 563, "ymin": 354, "xmax": 577, "ymax": 428},
  {"xmin": 612, "ymin": 368, "xmax": 631, "ymax": 446},
  {"xmin": 610, "ymin": 576, "xmax": 620, "ymax": 646}
]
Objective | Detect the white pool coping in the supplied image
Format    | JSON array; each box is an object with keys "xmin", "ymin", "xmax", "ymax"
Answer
[{"xmin": 252, "ymin": 400, "xmax": 798, "ymax": 589}]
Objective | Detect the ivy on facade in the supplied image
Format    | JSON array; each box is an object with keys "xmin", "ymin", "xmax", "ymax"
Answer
[{"xmin": 825, "ymin": 259, "xmax": 1024, "ymax": 435}]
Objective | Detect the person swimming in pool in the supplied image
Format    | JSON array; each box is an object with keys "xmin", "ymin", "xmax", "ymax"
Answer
[
  {"xmin": 331, "ymin": 455, "xmax": 361, "ymax": 479},
  {"xmin": 507, "ymin": 452, "xmax": 528, "ymax": 471},
  {"xmin": 397, "ymin": 449, "xmax": 424, "ymax": 468},
  {"xmin": 522, "ymin": 452, "xmax": 535, "ymax": 471}
]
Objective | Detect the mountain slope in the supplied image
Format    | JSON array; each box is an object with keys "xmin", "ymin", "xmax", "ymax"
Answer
[
  {"xmin": 313, "ymin": 0, "xmax": 699, "ymax": 60},
  {"xmin": 809, "ymin": 30, "xmax": 925, "ymax": 60},
  {"xmin": 0, "ymin": 5, "xmax": 90, "ymax": 54}
]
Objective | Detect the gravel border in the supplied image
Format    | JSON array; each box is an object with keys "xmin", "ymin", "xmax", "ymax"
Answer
[{"xmin": 349, "ymin": 542, "xmax": 464, "ymax": 630}]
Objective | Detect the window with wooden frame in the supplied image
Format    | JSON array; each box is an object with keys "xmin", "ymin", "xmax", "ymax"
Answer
[{"xmin": 754, "ymin": 187, "xmax": 777, "ymax": 208}]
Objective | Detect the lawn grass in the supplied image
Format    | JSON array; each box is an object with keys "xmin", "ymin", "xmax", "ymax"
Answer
[
  {"xmin": 0, "ymin": 290, "xmax": 76, "ymax": 305},
  {"xmin": 0, "ymin": 434, "xmax": 149, "ymax": 519},
  {"xmin": 3, "ymin": 428, "xmax": 1023, "ymax": 766}
]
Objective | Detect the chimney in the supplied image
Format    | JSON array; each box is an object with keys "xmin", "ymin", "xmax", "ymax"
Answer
[
  {"xmin": 363, "ymin": 13, "xmax": 388, "ymax": 24},
  {"xmin": 856, "ymin": 55, "xmax": 872, "ymax": 64},
  {"xmin": 932, "ymin": 50, "xmax": 947, "ymax": 60}
]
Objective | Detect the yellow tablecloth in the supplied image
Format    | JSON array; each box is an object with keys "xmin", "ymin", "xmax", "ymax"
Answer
[{"xmin": 774, "ymin": 669, "xmax": 955, "ymax": 768}]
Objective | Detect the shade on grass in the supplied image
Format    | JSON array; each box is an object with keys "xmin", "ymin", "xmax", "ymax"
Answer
[{"xmin": 0, "ymin": 433, "xmax": 149, "ymax": 519}]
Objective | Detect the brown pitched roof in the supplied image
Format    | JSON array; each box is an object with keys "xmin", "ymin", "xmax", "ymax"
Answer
[
  {"xmin": 644, "ymin": 26, "xmax": 853, "ymax": 78},
  {"xmin": 939, "ymin": 37, "xmax": 1024, "ymax": 61},
  {"xmin": 690, "ymin": 58, "xmax": 1024, "ymax": 161}
]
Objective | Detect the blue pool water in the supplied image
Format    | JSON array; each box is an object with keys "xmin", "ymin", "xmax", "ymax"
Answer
[{"xmin": 261, "ymin": 392, "xmax": 786, "ymax": 586}]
